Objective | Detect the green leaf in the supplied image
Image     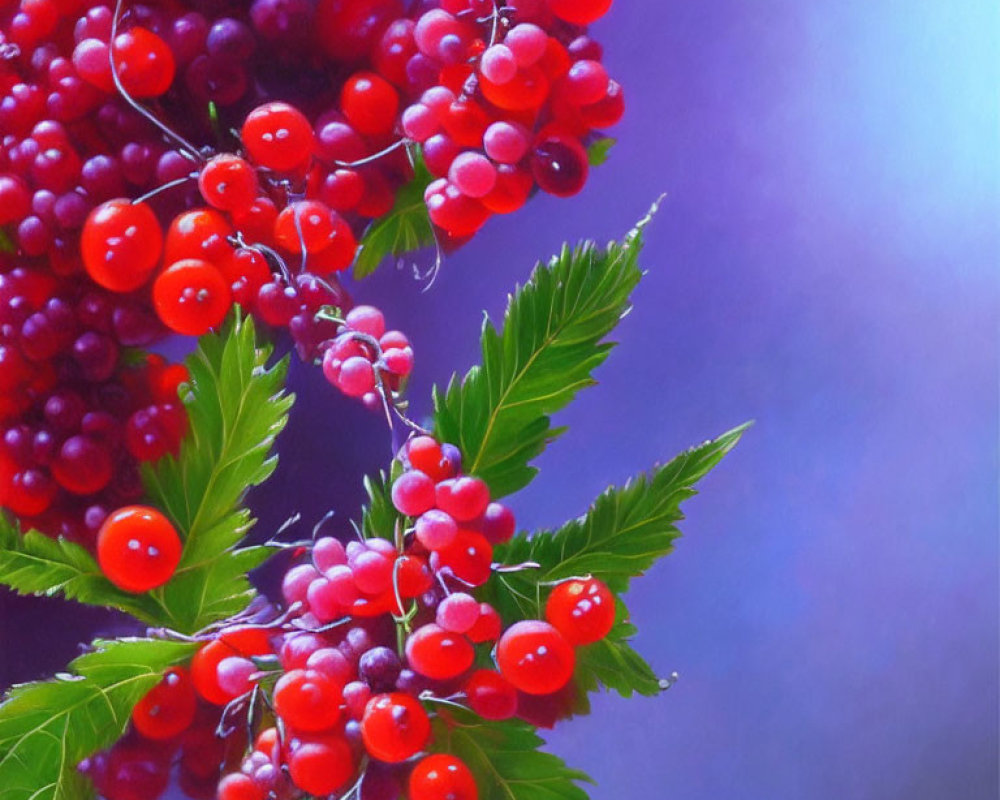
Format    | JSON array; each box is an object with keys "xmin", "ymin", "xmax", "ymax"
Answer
[
  {"xmin": 142, "ymin": 312, "xmax": 294, "ymax": 632},
  {"xmin": 587, "ymin": 137, "xmax": 616, "ymax": 166},
  {"xmin": 0, "ymin": 515, "xmax": 166, "ymax": 624},
  {"xmin": 0, "ymin": 315, "xmax": 291, "ymax": 631},
  {"xmin": 433, "ymin": 207, "xmax": 659, "ymax": 498},
  {"xmin": 353, "ymin": 149, "xmax": 435, "ymax": 279},
  {"xmin": 487, "ymin": 424, "xmax": 748, "ymax": 695},
  {"xmin": 432, "ymin": 710, "xmax": 591, "ymax": 800},
  {"xmin": 573, "ymin": 605, "xmax": 663, "ymax": 698},
  {"xmin": 0, "ymin": 637, "xmax": 197, "ymax": 800}
]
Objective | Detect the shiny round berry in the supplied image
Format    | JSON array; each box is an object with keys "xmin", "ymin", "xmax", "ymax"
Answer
[
  {"xmin": 405, "ymin": 623, "xmax": 474, "ymax": 680},
  {"xmin": 164, "ymin": 207, "xmax": 234, "ymax": 265},
  {"xmin": 497, "ymin": 620, "xmax": 575, "ymax": 695},
  {"xmin": 111, "ymin": 27, "xmax": 176, "ymax": 97},
  {"xmin": 545, "ymin": 577, "xmax": 616, "ymax": 645},
  {"xmin": 409, "ymin": 754, "xmax": 478, "ymax": 800},
  {"xmin": 434, "ymin": 477, "xmax": 490, "ymax": 522},
  {"xmin": 391, "ymin": 470, "xmax": 436, "ymax": 517},
  {"xmin": 531, "ymin": 135, "xmax": 589, "ymax": 197},
  {"xmin": 547, "ymin": 0, "xmax": 613, "ymax": 25},
  {"xmin": 198, "ymin": 154, "xmax": 258, "ymax": 213},
  {"xmin": 287, "ymin": 735, "xmax": 355, "ymax": 795},
  {"xmin": 81, "ymin": 199, "xmax": 163, "ymax": 292},
  {"xmin": 97, "ymin": 505, "xmax": 183, "ymax": 593},
  {"xmin": 132, "ymin": 667, "xmax": 197, "ymax": 740},
  {"xmin": 273, "ymin": 668, "xmax": 344, "ymax": 732},
  {"xmin": 464, "ymin": 669, "xmax": 518, "ymax": 720},
  {"xmin": 153, "ymin": 259, "xmax": 232, "ymax": 336},
  {"xmin": 341, "ymin": 72, "xmax": 399, "ymax": 135},
  {"xmin": 241, "ymin": 102, "xmax": 315, "ymax": 171},
  {"xmin": 51, "ymin": 435, "xmax": 112, "ymax": 495},
  {"xmin": 361, "ymin": 692, "xmax": 430, "ymax": 763}
]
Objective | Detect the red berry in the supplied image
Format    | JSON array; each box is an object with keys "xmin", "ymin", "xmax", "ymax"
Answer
[
  {"xmin": 391, "ymin": 470, "xmax": 436, "ymax": 517},
  {"xmin": 96, "ymin": 505, "xmax": 183, "ymax": 593},
  {"xmin": 190, "ymin": 640, "xmax": 239, "ymax": 706},
  {"xmin": 81, "ymin": 199, "xmax": 163, "ymax": 292},
  {"xmin": 431, "ymin": 529, "xmax": 493, "ymax": 586},
  {"xmin": 545, "ymin": 577, "xmax": 616, "ymax": 645},
  {"xmin": 153, "ymin": 259, "xmax": 232, "ymax": 336},
  {"xmin": 467, "ymin": 602, "xmax": 502, "ymax": 643},
  {"xmin": 274, "ymin": 200, "xmax": 336, "ymax": 254},
  {"xmin": 132, "ymin": 667, "xmax": 197, "ymax": 740},
  {"xmin": 407, "ymin": 436, "xmax": 453, "ymax": 482},
  {"xmin": 51, "ymin": 434, "xmax": 112, "ymax": 495},
  {"xmin": 463, "ymin": 669, "xmax": 517, "ymax": 720},
  {"xmin": 409, "ymin": 754, "xmax": 478, "ymax": 800},
  {"xmin": 164, "ymin": 208, "xmax": 234, "ymax": 265},
  {"xmin": 480, "ymin": 65, "xmax": 549, "ymax": 111},
  {"xmin": 434, "ymin": 477, "xmax": 490, "ymax": 522},
  {"xmin": 198, "ymin": 154, "xmax": 258, "ymax": 213},
  {"xmin": 531, "ymin": 134, "xmax": 589, "ymax": 197},
  {"xmin": 217, "ymin": 773, "xmax": 266, "ymax": 800},
  {"xmin": 405, "ymin": 623, "xmax": 474, "ymax": 680},
  {"xmin": 497, "ymin": 620, "xmax": 575, "ymax": 695},
  {"xmin": 360, "ymin": 692, "xmax": 430, "ymax": 762},
  {"xmin": 111, "ymin": 27, "xmax": 176, "ymax": 98},
  {"xmin": 241, "ymin": 102, "xmax": 315, "ymax": 172},
  {"xmin": 273, "ymin": 668, "xmax": 344, "ymax": 732},
  {"xmin": 547, "ymin": 0, "xmax": 613, "ymax": 25},
  {"xmin": 287, "ymin": 735, "xmax": 355, "ymax": 795},
  {"xmin": 341, "ymin": 72, "xmax": 399, "ymax": 135}
]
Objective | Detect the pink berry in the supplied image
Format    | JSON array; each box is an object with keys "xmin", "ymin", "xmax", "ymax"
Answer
[
  {"xmin": 383, "ymin": 347, "xmax": 414, "ymax": 377},
  {"xmin": 337, "ymin": 356, "xmax": 376, "ymax": 397},
  {"xmin": 402, "ymin": 103, "xmax": 438, "ymax": 142},
  {"xmin": 326, "ymin": 564, "xmax": 360, "ymax": 606},
  {"xmin": 435, "ymin": 476, "xmax": 490, "ymax": 522},
  {"xmin": 314, "ymin": 537, "xmax": 348, "ymax": 571},
  {"xmin": 436, "ymin": 592, "xmax": 481, "ymax": 634},
  {"xmin": 352, "ymin": 550, "xmax": 393, "ymax": 594},
  {"xmin": 345, "ymin": 305, "xmax": 385, "ymax": 338},
  {"xmin": 483, "ymin": 121, "xmax": 530, "ymax": 164},
  {"xmin": 563, "ymin": 60, "xmax": 610, "ymax": 106},
  {"xmin": 283, "ymin": 564, "xmax": 320, "ymax": 605},
  {"xmin": 420, "ymin": 86, "xmax": 455, "ymax": 116},
  {"xmin": 306, "ymin": 577, "xmax": 343, "ymax": 621},
  {"xmin": 505, "ymin": 23, "xmax": 547, "ymax": 66},
  {"xmin": 448, "ymin": 152, "xmax": 498, "ymax": 198},
  {"xmin": 480, "ymin": 44, "xmax": 517, "ymax": 84},
  {"xmin": 414, "ymin": 509, "xmax": 458, "ymax": 550},
  {"xmin": 217, "ymin": 656, "xmax": 257, "ymax": 697},
  {"xmin": 391, "ymin": 470, "xmax": 436, "ymax": 517},
  {"xmin": 481, "ymin": 502, "xmax": 516, "ymax": 544}
]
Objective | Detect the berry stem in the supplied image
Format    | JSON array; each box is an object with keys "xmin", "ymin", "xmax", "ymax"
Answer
[{"xmin": 109, "ymin": 0, "xmax": 207, "ymax": 162}]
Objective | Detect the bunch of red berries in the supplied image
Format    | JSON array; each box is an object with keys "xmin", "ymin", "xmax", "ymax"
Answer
[
  {"xmin": 0, "ymin": 263, "xmax": 188, "ymax": 549},
  {"xmin": 92, "ymin": 433, "xmax": 616, "ymax": 800}
]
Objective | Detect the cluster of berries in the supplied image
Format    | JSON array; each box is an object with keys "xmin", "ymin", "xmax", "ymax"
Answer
[
  {"xmin": 0, "ymin": 264, "xmax": 188, "ymax": 549},
  {"xmin": 320, "ymin": 304, "xmax": 414, "ymax": 411},
  {"xmin": 90, "ymin": 433, "xmax": 616, "ymax": 799}
]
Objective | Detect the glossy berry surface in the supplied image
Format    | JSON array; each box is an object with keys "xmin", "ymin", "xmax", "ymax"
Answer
[
  {"xmin": 497, "ymin": 620, "xmax": 576, "ymax": 695},
  {"xmin": 545, "ymin": 577, "xmax": 616, "ymax": 645},
  {"xmin": 361, "ymin": 692, "xmax": 430, "ymax": 762},
  {"xmin": 131, "ymin": 667, "xmax": 197, "ymax": 740},
  {"xmin": 96, "ymin": 505, "xmax": 182, "ymax": 593},
  {"xmin": 409, "ymin": 754, "xmax": 479, "ymax": 800}
]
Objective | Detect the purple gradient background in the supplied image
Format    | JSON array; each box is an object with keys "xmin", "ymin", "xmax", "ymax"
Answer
[{"xmin": 2, "ymin": 1, "xmax": 998, "ymax": 798}]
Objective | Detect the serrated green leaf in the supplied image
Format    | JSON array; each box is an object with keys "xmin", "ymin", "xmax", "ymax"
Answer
[
  {"xmin": 587, "ymin": 137, "xmax": 616, "ymax": 166},
  {"xmin": 141, "ymin": 313, "xmax": 293, "ymax": 632},
  {"xmin": 432, "ymin": 710, "xmax": 591, "ymax": 800},
  {"xmin": 0, "ymin": 315, "xmax": 290, "ymax": 630},
  {"xmin": 0, "ymin": 515, "xmax": 167, "ymax": 624},
  {"xmin": 487, "ymin": 424, "xmax": 748, "ymax": 695},
  {"xmin": 353, "ymin": 150, "xmax": 435, "ymax": 279},
  {"xmin": 573, "ymin": 605, "xmax": 662, "ymax": 699},
  {"xmin": 361, "ymin": 471, "xmax": 397, "ymax": 540},
  {"xmin": 433, "ymin": 208, "xmax": 657, "ymax": 498},
  {"xmin": 0, "ymin": 637, "xmax": 197, "ymax": 800}
]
